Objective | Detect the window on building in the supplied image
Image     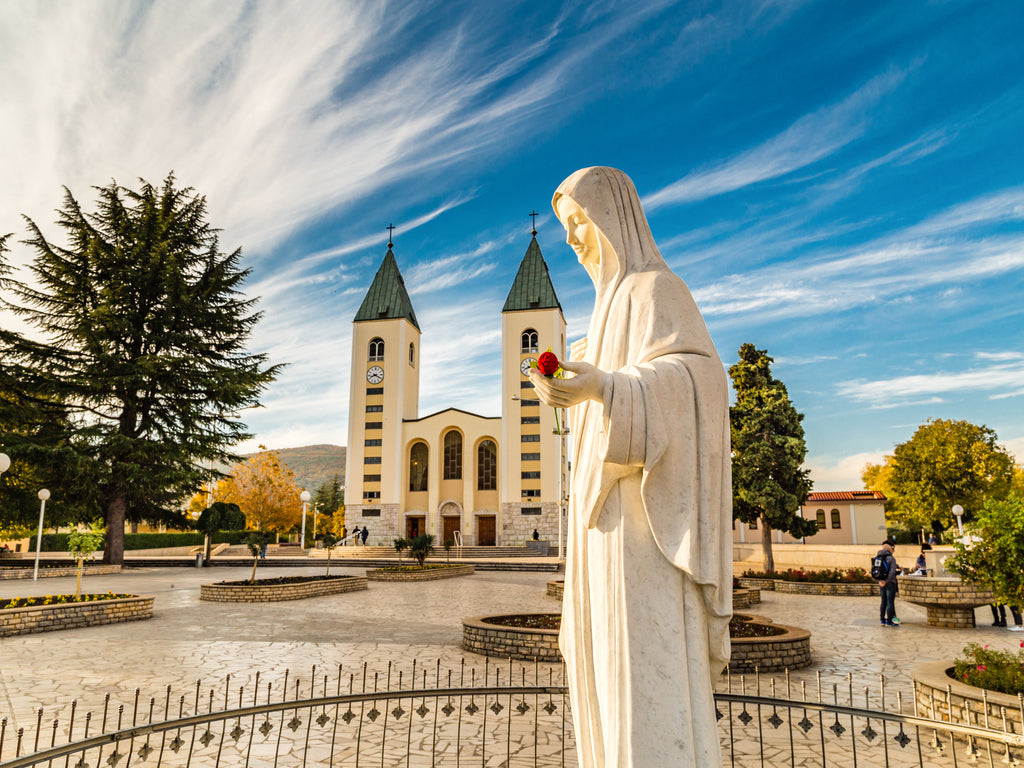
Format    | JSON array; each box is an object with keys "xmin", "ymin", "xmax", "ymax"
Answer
[
  {"xmin": 520, "ymin": 381, "xmax": 535, "ymax": 389},
  {"xmin": 521, "ymin": 329, "xmax": 539, "ymax": 353},
  {"xmin": 521, "ymin": 434, "xmax": 540, "ymax": 443},
  {"xmin": 409, "ymin": 343, "xmax": 415, "ymax": 366},
  {"xmin": 830, "ymin": 509, "xmax": 842, "ymax": 529},
  {"xmin": 365, "ymin": 421, "xmax": 382, "ymax": 429},
  {"xmin": 443, "ymin": 431, "xmax": 463, "ymax": 480},
  {"xmin": 815, "ymin": 510, "xmax": 826, "ymax": 529},
  {"xmin": 366, "ymin": 404, "xmax": 383, "ymax": 413},
  {"xmin": 521, "ymin": 416, "xmax": 540, "ymax": 424},
  {"xmin": 366, "ymin": 387, "xmax": 383, "ymax": 395},
  {"xmin": 362, "ymin": 509, "xmax": 381, "ymax": 517},
  {"xmin": 364, "ymin": 456, "xmax": 382, "ymax": 464},
  {"xmin": 363, "ymin": 491, "xmax": 380, "ymax": 499},
  {"xmin": 368, "ymin": 338, "xmax": 384, "ymax": 361},
  {"xmin": 521, "ymin": 507, "xmax": 541, "ymax": 516},
  {"xmin": 522, "ymin": 471, "xmax": 541, "ymax": 479},
  {"xmin": 521, "ymin": 452, "xmax": 540, "ymax": 461},
  {"xmin": 477, "ymin": 440, "xmax": 497, "ymax": 490},
  {"xmin": 522, "ymin": 489, "xmax": 541, "ymax": 498},
  {"xmin": 365, "ymin": 439, "xmax": 381, "ymax": 447},
  {"xmin": 409, "ymin": 442, "xmax": 428, "ymax": 492},
  {"xmin": 363, "ymin": 474, "xmax": 380, "ymax": 482},
  {"xmin": 519, "ymin": 399, "xmax": 540, "ymax": 407}
]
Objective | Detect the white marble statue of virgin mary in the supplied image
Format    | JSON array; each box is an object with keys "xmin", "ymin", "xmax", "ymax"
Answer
[{"xmin": 528, "ymin": 166, "xmax": 732, "ymax": 768}]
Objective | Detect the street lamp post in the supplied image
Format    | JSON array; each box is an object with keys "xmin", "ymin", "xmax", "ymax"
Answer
[
  {"xmin": 0, "ymin": 453, "xmax": 10, "ymax": 476},
  {"xmin": 300, "ymin": 490, "xmax": 311, "ymax": 549},
  {"xmin": 33, "ymin": 489, "xmax": 50, "ymax": 580},
  {"xmin": 952, "ymin": 504, "xmax": 965, "ymax": 536}
]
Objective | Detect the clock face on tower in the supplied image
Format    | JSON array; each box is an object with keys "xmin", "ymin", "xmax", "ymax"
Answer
[
  {"xmin": 366, "ymin": 366, "xmax": 384, "ymax": 384},
  {"xmin": 520, "ymin": 358, "xmax": 536, "ymax": 376}
]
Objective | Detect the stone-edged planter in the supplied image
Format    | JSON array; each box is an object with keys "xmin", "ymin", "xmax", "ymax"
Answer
[
  {"xmin": 733, "ymin": 589, "xmax": 753, "ymax": 608},
  {"xmin": 0, "ymin": 595, "xmax": 153, "ymax": 637},
  {"xmin": 728, "ymin": 613, "xmax": 812, "ymax": 673},
  {"xmin": 366, "ymin": 564, "xmax": 475, "ymax": 582},
  {"xmin": 898, "ymin": 576, "xmax": 993, "ymax": 628},
  {"xmin": 0, "ymin": 564, "xmax": 122, "ymax": 580},
  {"xmin": 546, "ymin": 580, "xmax": 564, "ymax": 599},
  {"xmin": 773, "ymin": 580, "xmax": 876, "ymax": 597},
  {"xmin": 463, "ymin": 614, "xmax": 562, "ymax": 662},
  {"xmin": 737, "ymin": 577, "xmax": 775, "ymax": 591},
  {"xmin": 200, "ymin": 575, "xmax": 367, "ymax": 602},
  {"xmin": 912, "ymin": 660, "xmax": 1023, "ymax": 734}
]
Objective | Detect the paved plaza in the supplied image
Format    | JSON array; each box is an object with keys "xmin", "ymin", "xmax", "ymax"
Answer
[{"xmin": 1, "ymin": 564, "xmax": 1020, "ymax": 764}]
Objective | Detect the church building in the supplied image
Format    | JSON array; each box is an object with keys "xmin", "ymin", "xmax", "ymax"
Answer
[{"xmin": 344, "ymin": 229, "xmax": 568, "ymax": 547}]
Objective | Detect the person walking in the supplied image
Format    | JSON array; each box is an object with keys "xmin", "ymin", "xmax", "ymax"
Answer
[
  {"xmin": 360, "ymin": 526, "xmax": 369, "ymax": 546},
  {"xmin": 351, "ymin": 526, "xmax": 360, "ymax": 546},
  {"xmin": 873, "ymin": 539, "xmax": 900, "ymax": 626}
]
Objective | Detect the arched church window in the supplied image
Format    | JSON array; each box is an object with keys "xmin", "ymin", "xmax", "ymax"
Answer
[
  {"xmin": 830, "ymin": 509, "xmax": 842, "ymax": 529},
  {"xmin": 815, "ymin": 509, "xmax": 826, "ymax": 529},
  {"xmin": 477, "ymin": 440, "xmax": 497, "ymax": 491},
  {"xmin": 521, "ymin": 329, "xmax": 538, "ymax": 354},
  {"xmin": 443, "ymin": 431, "xmax": 463, "ymax": 480},
  {"xmin": 409, "ymin": 342, "xmax": 415, "ymax": 366},
  {"xmin": 368, "ymin": 338, "xmax": 384, "ymax": 361},
  {"xmin": 409, "ymin": 442, "xmax": 428, "ymax": 492}
]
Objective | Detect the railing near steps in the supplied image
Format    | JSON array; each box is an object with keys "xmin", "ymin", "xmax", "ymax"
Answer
[{"xmin": 3, "ymin": 663, "xmax": 1023, "ymax": 768}]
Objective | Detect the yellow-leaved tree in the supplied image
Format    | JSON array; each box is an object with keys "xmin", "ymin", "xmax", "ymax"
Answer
[{"xmin": 214, "ymin": 447, "xmax": 303, "ymax": 533}]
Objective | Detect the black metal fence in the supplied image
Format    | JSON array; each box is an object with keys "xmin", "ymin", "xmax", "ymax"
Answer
[{"xmin": 3, "ymin": 662, "xmax": 1023, "ymax": 767}]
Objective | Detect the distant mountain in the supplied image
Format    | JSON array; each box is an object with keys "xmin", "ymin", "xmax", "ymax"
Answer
[{"xmin": 250, "ymin": 444, "xmax": 346, "ymax": 494}]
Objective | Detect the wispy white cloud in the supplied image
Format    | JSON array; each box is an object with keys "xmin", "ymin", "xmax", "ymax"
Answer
[
  {"xmin": 644, "ymin": 67, "xmax": 907, "ymax": 208},
  {"xmin": 836, "ymin": 358, "xmax": 1024, "ymax": 407},
  {"xmin": 804, "ymin": 450, "xmax": 887, "ymax": 491}
]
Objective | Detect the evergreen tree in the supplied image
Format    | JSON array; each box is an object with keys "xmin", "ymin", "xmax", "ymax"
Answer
[
  {"xmin": 0, "ymin": 175, "xmax": 280, "ymax": 563},
  {"xmin": 729, "ymin": 343, "xmax": 816, "ymax": 571},
  {"xmin": 313, "ymin": 474, "xmax": 345, "ymax": 515}
]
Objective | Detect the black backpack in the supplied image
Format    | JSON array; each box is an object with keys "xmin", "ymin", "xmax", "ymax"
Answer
[{"xmin": 870, "ymin": 555, "xmax": 889, "ymax": 581}]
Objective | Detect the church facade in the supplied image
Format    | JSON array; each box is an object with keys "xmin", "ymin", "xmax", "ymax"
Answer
[{"xmin": 344, "ymin": 233, "xmax": 568, "ymax": 547}]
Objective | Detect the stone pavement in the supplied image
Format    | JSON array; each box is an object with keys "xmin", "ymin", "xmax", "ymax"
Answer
[{"xmin": 1, "ymin": 565, "xmax": 1020, "ymax": 765}]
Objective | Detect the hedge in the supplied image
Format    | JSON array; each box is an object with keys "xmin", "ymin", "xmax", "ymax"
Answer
[{"xmin": 40, "ymin": 530, "xmax": 252, "ymax": 552}]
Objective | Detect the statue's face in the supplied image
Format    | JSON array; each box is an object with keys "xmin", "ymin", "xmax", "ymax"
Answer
[{"xmin": 556, "ymin": 196, "xmax": 599, "ymax": 267}]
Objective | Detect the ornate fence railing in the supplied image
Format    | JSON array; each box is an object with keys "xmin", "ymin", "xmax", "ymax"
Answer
[{"xmin": 2, "ymin": 663, "xmax": 1023, "ymax": 767}]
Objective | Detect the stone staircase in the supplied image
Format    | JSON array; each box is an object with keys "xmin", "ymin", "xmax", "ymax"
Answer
[{"xmin": 309, "ymin": 545, "xmax": 539, "ymax": 559}]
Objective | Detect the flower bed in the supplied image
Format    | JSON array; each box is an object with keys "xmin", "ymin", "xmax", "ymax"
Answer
[
  {"xmin": 0, "ymin": 593, "xmax": 153, "ymax": 637},
  {"xmin": 463, "ymin": 613, "xmax": 562, "ymax": 662},
  {"xmin": 200, "ymin": 575, "xmax": 367, "ymax": 602},
  {"xmin": 366, "ymin": 564, "xmax": 475, "ymax": 582},
  {"xmin": 912, "ymin": 659, "xmax": 1023, "ymax": 735},
  {"xmin": 728, "ymin": 613, "xmax": 812, "ymax": 672},
  {"xmin": 0, "ymin": 564, "xmax": 122, "ymax": 580}
]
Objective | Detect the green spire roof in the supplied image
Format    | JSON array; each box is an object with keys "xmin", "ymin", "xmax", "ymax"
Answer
[
  {"xmin": 502, "ymin": 236, "xmax": 562, "ymax": 313},
  {"xmin": 354, "ymin": 247, "xmax": 420, "ymax": 330}
]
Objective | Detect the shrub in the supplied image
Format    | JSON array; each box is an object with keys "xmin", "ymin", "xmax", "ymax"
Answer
[
  {"xmin": 40, "ymin": 531, "xmax": 253, "ymax": 552},
  {"xmin": 953, "ymin": 642, "xmax": 1024, "ymax": 696},
  {"xmin": 740, "ymin": 567, "xmax": 874, "ymax": 584}
]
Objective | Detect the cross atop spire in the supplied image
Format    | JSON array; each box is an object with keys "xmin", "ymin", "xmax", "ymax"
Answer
[
  {"xmin": 529, "ymin": 210, "xmax": 538, "ymax": 236},
  {"xmin": 386, "ymin": 223, "xmax": 396, "ymax": 248}
]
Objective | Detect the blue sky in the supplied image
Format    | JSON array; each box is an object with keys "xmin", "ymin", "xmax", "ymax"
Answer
[{"xmin": 2, "ymin": 0, "xmax": 1022, "ymax": 490}]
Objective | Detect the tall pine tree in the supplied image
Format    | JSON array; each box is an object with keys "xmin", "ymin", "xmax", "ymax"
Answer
[
  {"xmin": 0, "ymin": 175, "xmax": 280, "ymax": 563},
  {"xmin": 729, "ymin": 343, "xmax": 816, "ymax": 571}
]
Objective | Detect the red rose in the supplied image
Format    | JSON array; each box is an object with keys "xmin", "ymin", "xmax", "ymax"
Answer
[{"xmin": 537, "ymin": 350, "xmax": 560, "ymax": 376}]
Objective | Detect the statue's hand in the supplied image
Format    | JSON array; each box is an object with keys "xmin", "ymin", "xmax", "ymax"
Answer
[{"xmin": 529, "ymin": 360, "xmax": 608, "ymax": 408}]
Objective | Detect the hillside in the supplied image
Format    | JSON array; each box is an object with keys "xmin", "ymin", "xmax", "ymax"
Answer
[{"xmin": 254, "ymin": 444, "xmax": 346, "ymax": 494}]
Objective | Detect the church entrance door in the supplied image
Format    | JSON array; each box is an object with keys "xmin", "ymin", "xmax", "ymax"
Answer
[
  {"xmin": 442, "ymin": 516, "xmax": 460, "ymax": 546},
  {"xmin": 477, "ymin": 516, "xmax": 496, "ymax": 546},
  {"xmin": 406, "ymin": 516, "xmax": 425, "ymax": 539}
]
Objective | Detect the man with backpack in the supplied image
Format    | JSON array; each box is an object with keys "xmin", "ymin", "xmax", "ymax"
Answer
[{"xmin": 873, "ymin": 539, "xmax": 900, "ymax": 626}]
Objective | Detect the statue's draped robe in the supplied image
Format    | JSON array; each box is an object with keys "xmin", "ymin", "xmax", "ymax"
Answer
[{"xmin": 554, "ymin": 167, "xmax": 732, "ymax": 768}]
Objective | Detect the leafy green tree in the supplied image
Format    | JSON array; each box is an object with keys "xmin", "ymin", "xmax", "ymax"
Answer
[
  {"xmin": 320, "ymin": 531, "xmax": 339, "ymax": 577},
  {"xmin": 244, "ymin": 531, "xmax": 272, "ymax": 584},
  {"xmin": 729, "ymin": 344, "xmax": 816, "ymax": 572},
  {"xmin": 0, "ymin": 176, "xmax": 280, "ymax": 564},
  {"xmin": 68, "ymin": 521, "xmax": 105, "ymax": 596},
  {"xmin": 880, "ymin": 419, "xmax": 1015, "ymax": 532},
  {"xmin": 313, "ymin": 474, "xmax": 345, "ymax": 515},
  {"xmin": 195, "ymin": 501, "xmax": 246, "ymax": 562},
  {"xmin": 946, "ymin": 495, "xmax": 1024, "ymax": 608},
  {"xmin": 408, "ymin": 533, "xmax": 435, "ymax": 567},
  {"xmin": 393, "ymin": 537, "xmax": 408, "ymax": 565}
]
